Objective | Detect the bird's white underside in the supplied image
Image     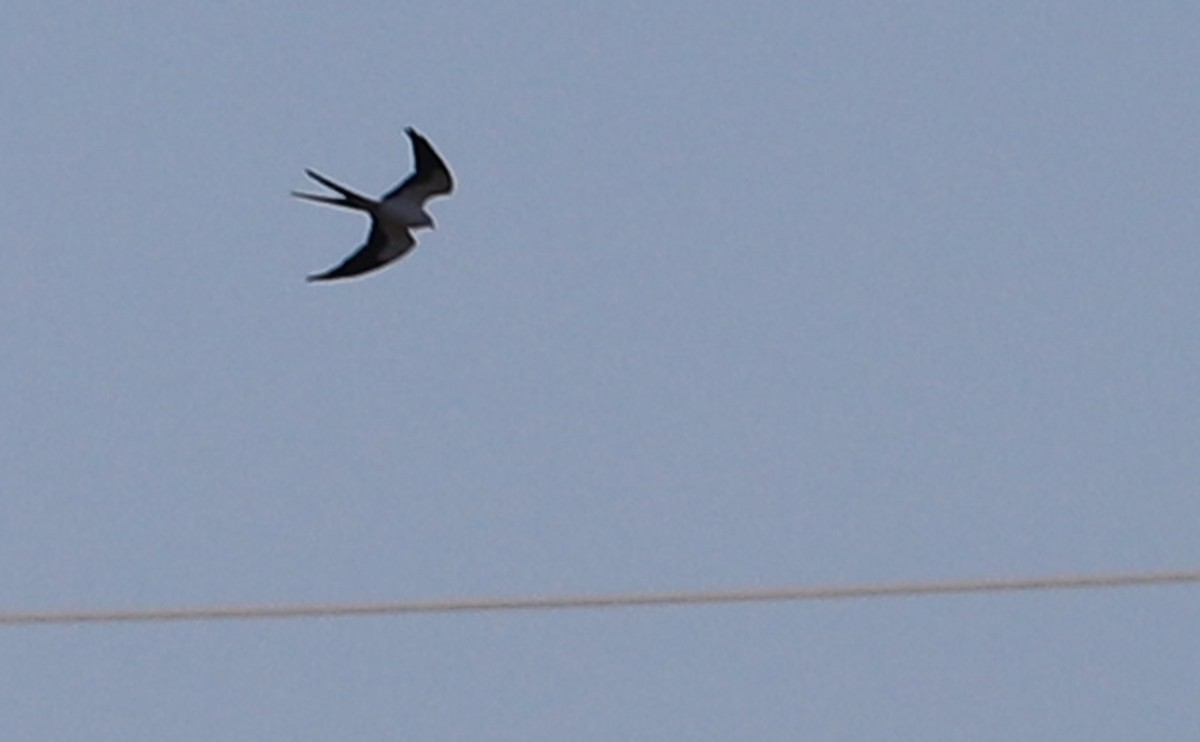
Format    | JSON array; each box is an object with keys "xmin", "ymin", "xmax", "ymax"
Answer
[{"xmin": 380, "ymin": 195, "xmax": 433, "ymax": 230}]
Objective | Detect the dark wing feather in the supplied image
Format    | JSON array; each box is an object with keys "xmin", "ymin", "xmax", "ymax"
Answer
[
  {"xmin": 306, "ymin": 220, "xmax": 417, "ymax": 282},
  {"xmin": 383, "ymin": 128, "xmax": 454, "ymax": 203}
]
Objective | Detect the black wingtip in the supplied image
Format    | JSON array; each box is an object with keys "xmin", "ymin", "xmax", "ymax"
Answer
[{"xmin": 306, "ymin": 264, "xmax": 339, "ymax": 282}]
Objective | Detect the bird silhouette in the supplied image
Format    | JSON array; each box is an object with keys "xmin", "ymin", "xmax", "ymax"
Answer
[{"xmin": 293, "ymin": 128, "xmax": 454, "ymax": 281}]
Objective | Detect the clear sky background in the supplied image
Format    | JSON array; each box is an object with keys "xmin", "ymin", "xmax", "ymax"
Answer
[{"xmin": 3, "ymin": 1, "xmax": 1199, "ymax": 739}]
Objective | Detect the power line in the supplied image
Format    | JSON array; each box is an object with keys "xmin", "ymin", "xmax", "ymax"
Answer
[{"xmin": 2, "ymin": 568, "xmax": 1197, "ymax": 627}]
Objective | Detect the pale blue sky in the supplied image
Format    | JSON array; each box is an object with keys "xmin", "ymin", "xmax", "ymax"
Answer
[{"xmin": 3, "ymin": 2, "xmax": 1199, "ymax": 739}]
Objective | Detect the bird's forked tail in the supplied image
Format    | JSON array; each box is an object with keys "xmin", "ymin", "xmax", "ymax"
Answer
[{"xmin": 291, "ymin": 169, "xmax": 376, "ymax": 211}]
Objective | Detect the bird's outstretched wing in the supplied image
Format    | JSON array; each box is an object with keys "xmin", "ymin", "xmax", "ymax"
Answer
[
  {"xmin": 306, "ymin": 222, "xmax": 416, "ymax": 282},
  {"xmin": 383, "ymin": 128, "xmax": 454, "ymax": 204}
]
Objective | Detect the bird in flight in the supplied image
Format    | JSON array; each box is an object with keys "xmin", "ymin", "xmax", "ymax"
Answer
[{"xmin": 293, "ymin": 127, "xmax": 454, "ymax": 281}]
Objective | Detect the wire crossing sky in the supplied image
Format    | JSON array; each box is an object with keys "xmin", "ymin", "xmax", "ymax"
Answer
[{"xmin": 4, "ymin": 568, "xmax": 1198, "ymax": 627}]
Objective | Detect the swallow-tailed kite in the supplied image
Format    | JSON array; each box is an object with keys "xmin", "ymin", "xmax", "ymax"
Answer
[{"xmin": 294, "ymin": 127, "xmax": 454, "ymax": 281}]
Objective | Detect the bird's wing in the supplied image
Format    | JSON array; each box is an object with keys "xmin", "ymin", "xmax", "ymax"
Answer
[
  {"xmin": 383, "ymin": 128, "xmax": 454, "ymax": 205},
  {"xmin": 306, "ymin": 220, "xmax": 417, "ymax": 282}
]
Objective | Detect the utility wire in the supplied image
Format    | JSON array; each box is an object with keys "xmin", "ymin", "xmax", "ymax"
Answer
[{"xmin": 2, "ymin": 568, "xmax": 1198, "ymax": 627}]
